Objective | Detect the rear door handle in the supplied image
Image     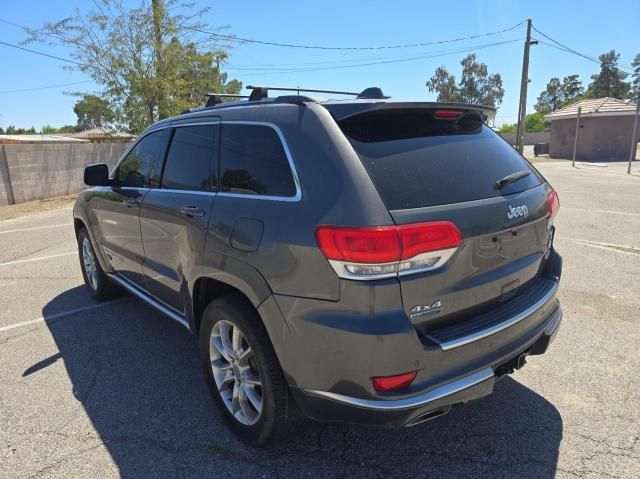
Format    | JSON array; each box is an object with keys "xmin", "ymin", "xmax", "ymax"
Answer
[
  {"xmin": 125, "ymin": 198, "xmax": 140, "ymax": 208},
  {"xmin": 179, "ymin": 206, "xmax": 205, "ymax": 217}
]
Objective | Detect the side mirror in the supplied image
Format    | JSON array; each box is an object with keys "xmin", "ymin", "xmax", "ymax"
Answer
[{"xmin": 84, "ymin": 163, "xmax": 110, "ymax": 186}]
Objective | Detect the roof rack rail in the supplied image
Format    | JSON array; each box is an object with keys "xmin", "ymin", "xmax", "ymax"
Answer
[
  {"xmin": 245, "ymin": 85, "xmax": 389, "ymax": 100},
  {"xmin": 206, "ymin": 93, "xmax": 250, "ymax": 107}
]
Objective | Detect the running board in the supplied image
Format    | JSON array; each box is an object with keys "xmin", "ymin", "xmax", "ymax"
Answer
[{"xmin": 107, "ymin": 274, "xmax": 190, "ymax": 331}]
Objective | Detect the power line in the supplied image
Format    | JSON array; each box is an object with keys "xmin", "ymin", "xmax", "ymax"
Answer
[
  {"xmin": 532, "ymin": 25, "xmax": 633, "ymax": 70},
  {"xmin": 227, "ymin": 39, "xmax": 522, "ymax": 76},
  {"xmin": 186, "ymin": 21, "xmax": 526, "ymax": 51},
  {"xmin": 0, "ymin": 40, "xmax": 85, "ymax": 66},
  {"xmin": 0, "ymin": 80, "xmax": 92, "ymax": 94}
]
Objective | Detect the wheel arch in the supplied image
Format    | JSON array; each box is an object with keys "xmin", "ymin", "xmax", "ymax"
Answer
[{"xmin": 188, "ymin": 260, "xmax": 272, "ymax": 335}]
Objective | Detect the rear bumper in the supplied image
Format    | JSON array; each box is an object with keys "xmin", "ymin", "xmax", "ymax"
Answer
[{"xmin": 293, "ymin": 306, "xmax": 562, "ymax": 427}]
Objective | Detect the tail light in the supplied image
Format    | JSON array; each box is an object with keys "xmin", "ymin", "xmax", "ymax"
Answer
[
  {"xmin": 546, "ymin": 189, "xmax": 560, "ymax": 220},
  {"xmin": 315, "ymin": 221, "xmax": 462, "ymax": 280},
  {"xmin": 372, "ymin": 371, "xmax": 417, "ymax": 392}
]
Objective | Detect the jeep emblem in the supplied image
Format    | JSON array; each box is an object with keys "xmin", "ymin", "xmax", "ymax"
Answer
[{"xmin": 506, "ymin": 204, "xmax": 528, "ymax": 220}]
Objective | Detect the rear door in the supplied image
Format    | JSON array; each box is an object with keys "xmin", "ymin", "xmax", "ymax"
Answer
[
  {"xmin": 139, "ymin": 122, "xmax": 219, "ymax": 313},
  {"xmin": 338, "ymin": 108, "xmax": 554, "ymax": 330}
]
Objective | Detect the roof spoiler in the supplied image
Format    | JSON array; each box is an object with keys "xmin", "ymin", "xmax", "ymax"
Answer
[{"xmin": 325, "ymin": 102, "xmax": 496, "ymax": 122}]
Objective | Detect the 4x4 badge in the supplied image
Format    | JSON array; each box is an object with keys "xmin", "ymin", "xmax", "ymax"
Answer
[
  {"xmin": 410, "ymin": 300, "xmax": 442, "ymax": 320},
  {"xmin": 506, "ymin": 204, "xmax": 528, "ymax": 220}
]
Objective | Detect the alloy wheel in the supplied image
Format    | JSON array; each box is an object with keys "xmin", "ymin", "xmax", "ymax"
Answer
[
  {"xmin": 81, "ymin": 237, "xmax": 98, "ymax": 291},
  {"xmin": 209, "ymin": 319, "xmax": 263, "ymax": 425}
]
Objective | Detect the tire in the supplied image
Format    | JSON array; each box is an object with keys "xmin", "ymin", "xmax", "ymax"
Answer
[
  {"xmin": 199, "ymin": 294, "xmax": 303, "ymax": 447},
  {"xmin": 77, "ymin": 227, "xmax": 121, "ymax": 301}
]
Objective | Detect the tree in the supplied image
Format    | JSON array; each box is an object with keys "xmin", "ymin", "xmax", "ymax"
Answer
[
  {"xmin": 631, "ymin": 53, "xmax": 640, "ymax": 100},
  {"xmin": 535, "ymin": 77, "xmax": 562, "ymax": 113},
  {"xmin": 525, "ymin": 112, "xmax": 549, "ymax": 132},
  {"xmin": 4, "ymin": 125, "xmax": 36, "ymax": 134},
  {"xmin": 426, "ymin": 54, "xmax": 505, "ymax": 108},
  {"xmin": 41, "ymin": 124, "xmax": 77, "ymax": 134},
  {"xmin": 73, "ymin": 95, "xmax": 115, "ymax": 130},
  {"xmin": 498, "ymin": 123, "xmax": 517, "ymax": 134},
  {"xmin": 561, "ymin": 74, "xmax": 584, "ymax": 104},
  {"xmin": 0, "ymin": 127, "xmax": 4, "ymax": 135},
  {"xmin": 586, "ymin": 50, "xmax": 630, "ymax": 99},
  {"xmin": 28, "ymin": 0, "xmax": 241, "ymax": 133},
  {"xmin": 535, "ymin": 75, "xmax": 584, "ymax": 113}
]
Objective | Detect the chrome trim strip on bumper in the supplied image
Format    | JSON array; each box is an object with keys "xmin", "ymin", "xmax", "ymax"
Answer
[
  {"xmin": 107, "ymin": 273, "xmax": 190, "ymax": 330},
  {"xmin": 303, "ymin": 368, "xmax": 494, "ymax": 411},
  {"xmin": 426, "ymin": 280, "xmax": 560, "ymax": 351}
]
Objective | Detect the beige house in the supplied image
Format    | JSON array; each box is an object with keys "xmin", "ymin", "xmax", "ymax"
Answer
[{"xmin": 545, "ymin": 98, "xmax": 639, "ymax": 161}]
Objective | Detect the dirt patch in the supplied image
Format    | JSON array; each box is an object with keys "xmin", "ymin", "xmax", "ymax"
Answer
[{"xmin": 0, "ymin": 194, "xmax": 77, "ymax": 221}]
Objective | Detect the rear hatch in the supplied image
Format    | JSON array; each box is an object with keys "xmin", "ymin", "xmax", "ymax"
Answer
[{"xmin": 334, "ymin": 105, "xmax": 557, "ymax": 335}]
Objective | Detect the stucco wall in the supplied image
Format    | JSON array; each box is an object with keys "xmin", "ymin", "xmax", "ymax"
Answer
[
  {"xmin": 0, "ymin": 142, "xmax": 130, "ymax": 205},
  {"xmin": 550, "ymin": 116, "xmax": 638, "ymax": 161}
]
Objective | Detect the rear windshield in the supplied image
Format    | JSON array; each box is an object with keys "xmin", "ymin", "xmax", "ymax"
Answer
[{"xmin": 339, "ymin": 110, "xmax": 543, "ymax": 210}]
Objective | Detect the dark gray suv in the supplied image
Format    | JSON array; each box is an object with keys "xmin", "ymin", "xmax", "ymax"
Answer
[{"xmin": 74, "ymin": 86, "xmax": 563, "ymax": 446}]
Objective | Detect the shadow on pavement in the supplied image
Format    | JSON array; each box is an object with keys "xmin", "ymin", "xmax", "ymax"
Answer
[{"xmin": 40, "ymin": 286, "xmax": 563, "ymax": 478}]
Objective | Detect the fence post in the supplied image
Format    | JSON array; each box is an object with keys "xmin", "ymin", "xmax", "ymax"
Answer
[
  {"xmin": 572, "ymin": 106, "xmax": 582, "ymax": 168},
  {"xmin": 0, "ymin": 145, "xmax": 16, "ymax": 205},
  {"xmin": 628, "ymin": 99, "xmax": 639, "ymax": 175}
]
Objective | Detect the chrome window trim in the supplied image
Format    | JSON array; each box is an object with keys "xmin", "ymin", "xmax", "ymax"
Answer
[
  {"xmin": 218, "ymin": 121, "xmax": 302, "ymax": 203},
  {"xmin": 146, "ymin": 188, "xmax": 216, "ymax": 197},
  {"xmin": 172, "ymin": 120, "xmax": 220, "ymax": 127},
  {"xmin": 303, "ymin": 368, "xmax": 494, "ymax": 411},
  {"xmin": 111, "ymin": 120, "xmax": 302, "ymax": 201},
  {"xmin": 426, "ymin": 280, "xmax": 560, "ymax": 351}
]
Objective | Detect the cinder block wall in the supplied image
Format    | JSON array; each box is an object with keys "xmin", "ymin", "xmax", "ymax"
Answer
[
  {"xmin": 0, "ymin": 142, "xmax": 130, "ymax": 205},
  {"xmin": 498, "ymin": 132, "xmax": 551, "ymax": 146}
]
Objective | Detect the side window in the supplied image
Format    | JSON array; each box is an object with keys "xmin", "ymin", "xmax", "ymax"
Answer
[
  {"xmin": 115, "ymin": 129, "xmax": 167, "ymax": 187},
  {"xmin": 161, "ymin": 125, "xmax": 217, "ymax": 191},
  {"xmin": 220, "ymin": 124, "xmax": 296, "ymax": 197}
]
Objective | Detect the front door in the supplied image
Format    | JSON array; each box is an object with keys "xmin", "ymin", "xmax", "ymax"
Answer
[
  {"xmin": 139, "ymin": 123, "xmax": 219, "ymax": 312},
  {"xmin": 93, "ymin": 128, "xmax": 169, "ymax": 285}
]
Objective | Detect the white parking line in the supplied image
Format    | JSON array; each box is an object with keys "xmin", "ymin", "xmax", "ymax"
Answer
[
  {"xmin": 0, "ymin": 223, "xmax": 73, "ymax": 235},
  {"xmin": 0, "ymin": 299, "xmax": 128, "ymax": 333},
  {"xmin": 559, "ymin": 237, "xmax": 640, "ymax": 257},
  {"xmin": 561, "ymin": 207, "xmax": 640, "ymax": 217},
  {"xmin": 0, "ymin": 251, "xmax": 76, "ymax": 267}
]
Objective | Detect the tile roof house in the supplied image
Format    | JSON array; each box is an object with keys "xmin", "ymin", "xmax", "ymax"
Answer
[
  {"xmin": 544, "ymin": 98, "xmax": 639, "ymax": 161},
  {"xmin": 65, "ymin": 128, "xmax": 136, "ymax": 142}
]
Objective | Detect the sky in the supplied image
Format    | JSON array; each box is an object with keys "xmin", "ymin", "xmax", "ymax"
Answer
[{"xmin": 1, "ymin": 0, "xmax": 638, "ymax": 130}]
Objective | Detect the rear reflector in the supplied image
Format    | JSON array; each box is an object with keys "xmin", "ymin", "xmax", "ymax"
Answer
[
  {"xmin": 546, "ymin": 189, "xmax": 560, "ymax": 219},
  {"xmin": 372, "ymin": 371, "xmax": 417, "ymax": 392},
  {"xmin": 315, "ymin": 222, "xmax": 462, "ymax": 280},
  {"xmin": 434, "ymin": 110, "xmax": 463, "ymax": 120}
]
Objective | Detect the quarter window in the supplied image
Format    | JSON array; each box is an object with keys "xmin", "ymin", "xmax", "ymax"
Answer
[
  {"xmin": 115, "ymin": 129, "xmax": 167, "ymax": 188},
  {"xmin": 162, "ymin": 125, "xmax": 218, "ymax": 191},
  {"xmin": 220, "ymin": 124, "xmax": 296, "ymax": 197}
]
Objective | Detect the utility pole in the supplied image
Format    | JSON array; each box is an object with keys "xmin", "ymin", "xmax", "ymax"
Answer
[
  {"xmin": 628, "ymin": 99, "xmax": 639, "ymax": 174},
  {"xmin": 515, "ymin": 19, "xmax": 537, "ymax": 154},
  {"xmin": 152, "ymin": 0, "xmax": 168, "ymax": 120},
  {"xmin": 572, "ymin": 107, "xmax": 582, "ymax": 168}
]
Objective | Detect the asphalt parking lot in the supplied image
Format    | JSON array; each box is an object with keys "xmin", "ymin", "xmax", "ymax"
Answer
[{"xmin": 1, "ymin": 160, "xmax": 639, "ymax": 479}]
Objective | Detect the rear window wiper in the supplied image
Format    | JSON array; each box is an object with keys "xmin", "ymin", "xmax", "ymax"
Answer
[{"xmin": 495, "ymin": 170, "xmax": 531, "ymax": 190}]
